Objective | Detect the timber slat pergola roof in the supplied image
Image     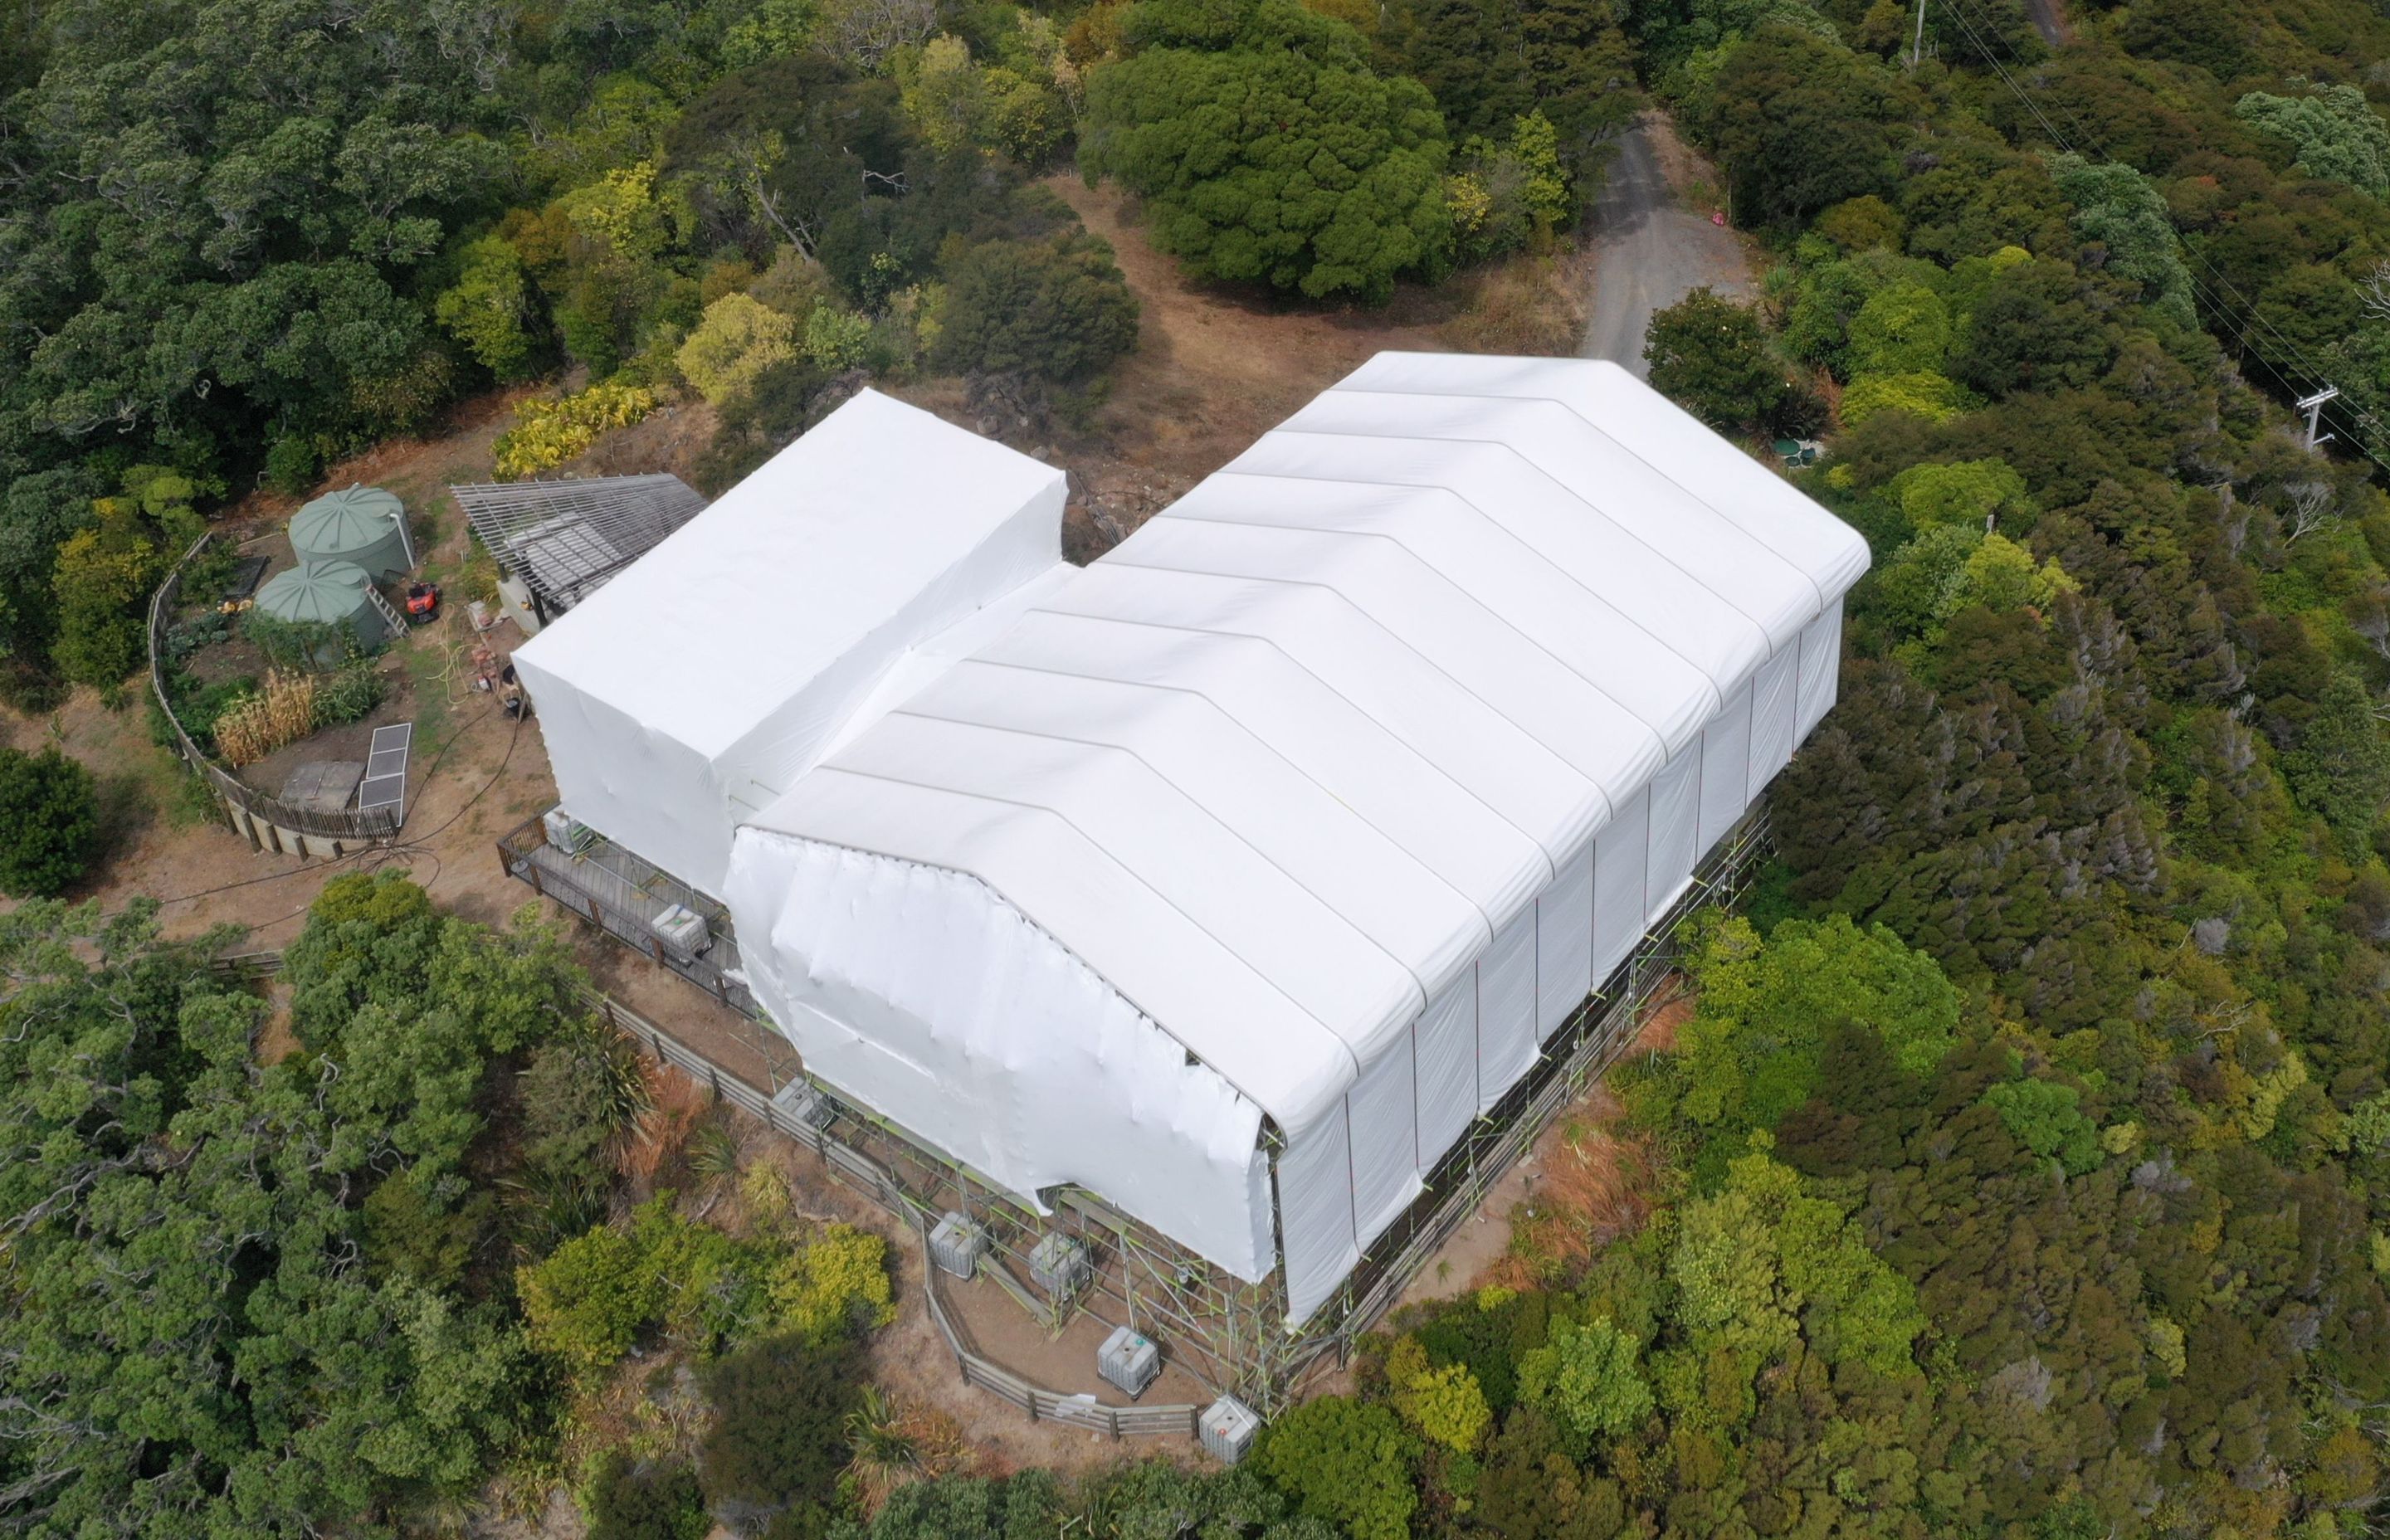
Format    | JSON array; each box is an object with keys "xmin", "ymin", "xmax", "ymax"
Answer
[{"xmin": 451, "ymin": 474, "xmax": 709, "ymax": 612}]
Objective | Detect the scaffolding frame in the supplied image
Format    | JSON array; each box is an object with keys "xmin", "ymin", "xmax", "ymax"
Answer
[
  {"xmin": 451, "ymin": 474, "xmax": 708, "ymax": 613},
  {"xmin": 504, "ymin": 810, "xmax": 1767, "ymax": 1412}
]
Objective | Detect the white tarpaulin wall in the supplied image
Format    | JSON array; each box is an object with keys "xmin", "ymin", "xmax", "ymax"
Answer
[
  {"xmin": 513, "ymin": 389, "xmax": 1068, "ymax": 897},
  {"xmin": 700, "ymin": 357, "xmax": 1868, "ymax": 1325}
]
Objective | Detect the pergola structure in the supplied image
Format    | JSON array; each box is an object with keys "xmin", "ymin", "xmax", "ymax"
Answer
[{"xmin": 451, "ymin": 474, "xmax": 708, "ymax": 616}]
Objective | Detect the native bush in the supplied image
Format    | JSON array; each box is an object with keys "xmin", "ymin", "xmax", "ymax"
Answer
[
  {"xmin": 1255, "ymin": 1396, "xmax": 1416, "ymax": 1540},
  {"xmin": 588, "ymin": 1452, "xmax": 710, "ymax": 1540},
  {"xmin": 0, "ymin": 747, "xmax": 99, "ymax": 897},
  {"xmin": 699, "ymin": 1331, "xmax": 864, "ymax": 1517}
]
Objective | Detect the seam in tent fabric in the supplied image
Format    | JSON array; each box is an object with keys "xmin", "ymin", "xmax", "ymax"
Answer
[
  {"xmin": 1265, "ymin": 425, "xmax": 1793, "ymax": 662},
  {"xmin": 880, "ymin": 705, "xmax": 1447, "ymax": 1014},
  {"xmin": 1445, "ymin": 391, "xmax": 1832, "ymax": 616},
  {"xmin": 1231, "ymin": 433, "xmax": 1765, "ymax": 703},
  {"xmin": 1158, "ymin": 479, "xmax": 1687, "ymax": 756},
  {"xmin": 1186, "ymin": 469, "xmax": 1730, "ymax": 735},
  {"xmin": 889, "ymin": 663, "xmax": 1496, "ymax": 974},
  {"xmin": 1310, "ymin": 392, "xmax": 1831, "ymax": 624},
  {"xmin": 1044, "ymin": 568, "xmax": 1605, "ymax": 865},
  {"xmin": 1332, "ymin": 353, "xmax": 1866, "ymax": 601},
  {"xmin": 908, "ymin": 654, "xmax": 1504, "ymax": 959},
  {"xmin": 1011, "ymin": 605, "xmax": 1567, "ymax": 889},
  {"xmin": 964, "ymin": 630, "xmax": 1558, "ymax": 904},
  {"xmin": 1096, "ymin": 554, "xmax": 1621, "ymax": 831},
  {"xmin": 788, "ymin": 758, "xmax": 1373, "ymax": 1086}
]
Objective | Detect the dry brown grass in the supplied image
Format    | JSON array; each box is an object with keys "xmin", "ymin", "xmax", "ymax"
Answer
[
  {"xmin": 213, "ymin": 670, "xmax": 315, "ymax": 766},
  {"xmin": 1481, "ymin": 1099, "xmax": 1660, "ymax": 1291},
  {"xmin": 620, "ymin": 1059, "xmax": 712, "ymax": 1185},
  {"xmin": 1441, "ymin": 250, "xmax": 1589, "ymax": 357}
]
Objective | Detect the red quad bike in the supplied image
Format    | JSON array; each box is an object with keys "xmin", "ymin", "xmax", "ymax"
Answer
[{"xmin": 405, "ymin": 582, "xmax": 441, "ymax": 623}]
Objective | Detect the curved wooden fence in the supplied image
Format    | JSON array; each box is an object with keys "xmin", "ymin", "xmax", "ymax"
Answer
[
  {"xmin": 149, "ymin": 534, "xmax": 400, "ymax": 854},
  {"xmin": 583, "ymin": 987, "xmax": 1204, "ymax": 1440}
]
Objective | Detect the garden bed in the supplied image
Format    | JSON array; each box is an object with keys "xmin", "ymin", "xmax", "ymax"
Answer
[{"xmin": 153, "ymin": 524, "xmax": 427, "ymax": 811}]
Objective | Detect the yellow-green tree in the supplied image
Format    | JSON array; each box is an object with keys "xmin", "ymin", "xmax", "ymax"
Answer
[{"xmin": 676, "ymin": 293, "xmax": 799, "ymax": 406}]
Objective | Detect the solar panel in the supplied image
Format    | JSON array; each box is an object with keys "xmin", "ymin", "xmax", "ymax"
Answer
[{"xmin": 360, "ymin": 724, "xmax": 413, "ymax": 822}]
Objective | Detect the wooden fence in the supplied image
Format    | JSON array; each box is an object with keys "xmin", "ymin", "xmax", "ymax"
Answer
[
  {"xmin": 212, "ymin": 945, "xmax": 1203, "ymax": 1440},
  {"xmin": 149, "ymin": 534, "xmax": 402, "ymax": 853},
  {"xmin": 585, "ymin": 987, "xmax": 1204, "ymax": 1440}
]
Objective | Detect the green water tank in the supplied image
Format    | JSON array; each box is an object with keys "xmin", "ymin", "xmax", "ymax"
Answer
[
  {"xmin": 253, "ymin": 560, "xmax": 390, "ymax": 653},
  {"xmin": 290, "ymin": 485, "xmax": 412, "ymax": 581}
]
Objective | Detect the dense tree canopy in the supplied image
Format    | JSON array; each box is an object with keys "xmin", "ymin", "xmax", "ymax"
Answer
[
  {"xmin": 1082, "ymin": 0, "xmax": 1453, "ymax": 300},
  {"xmin": 0, "ymin": 885, "xmax": 594, "ymax": 1534}
]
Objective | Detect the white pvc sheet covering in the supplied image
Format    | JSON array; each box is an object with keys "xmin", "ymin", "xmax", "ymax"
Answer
[
  {"xmin": 700, "ymin": 354, "xmax": 1870, "ymax": 1311},
  {"xmin": 1700, "ymin": 680, "xmax": 1754, "ymax": 855},
  {"xmin": 514, "ymin": 389, "xmax": 1066, "ymax": 896},
  {"xmin": 726, "ymin": 835, "xmax": 1276, "ymax": 1274},
  {"xmin": 1413, "ymin": 974, "xmax": 1479, "ymax": 1162},
  {"xmin": 1797, "ymin": 601, "xmax": 1846, "ymax": 739},
  {"xmin": 1347, "ymin": 1031, "xmax": 1424, "ymax": 1241},
  {"xmin": 1646, "ymin": 743, "xmax": 1703, "ymax": 919},
  {"xmin": 1476, "ymin": 905, "xmax": 1540, "ymax": 1112},
  {"xmin": 1593, "ymin": 790, "xmax": 1651, "ymax": 987},
  {"xmin": 1277, "ymin": 1104, "xmax": 1360, "ymax": 1323},
  {"xmin": 1537, "ymin": 841, "xmax": 1596, "ymax": 1040},
  {"xmin": 1750, "ymin": 644, "xmax": 1801, "ymax": 791}
]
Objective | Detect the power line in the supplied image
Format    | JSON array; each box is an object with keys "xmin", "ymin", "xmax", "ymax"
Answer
[{"xmin": 1930, "ymin": 0, "xmax": 2390, "ymax": 475}]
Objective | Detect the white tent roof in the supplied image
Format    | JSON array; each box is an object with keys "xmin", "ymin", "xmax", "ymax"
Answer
[
  {"xmin": 737, "ymin": 356, "xmax": 1868, "ymax": 1141},
  {"xmin": 514, "ymin": 388, "xmax": 1067, "ymax": 894}
]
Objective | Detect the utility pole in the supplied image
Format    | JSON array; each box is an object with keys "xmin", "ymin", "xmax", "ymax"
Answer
[
  {"xmin": 2299, "ymin": 385, "xmax": 2340, "ymax": 451},
  {"xmin": 1910, "ymin": 0, "xmax": 1927, "ymax": 69}
]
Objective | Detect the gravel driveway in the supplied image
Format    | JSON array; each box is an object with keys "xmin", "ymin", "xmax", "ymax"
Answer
[{"xmin": 1579, "ymin": 114, "xmax": 1756, "ymax": 375}]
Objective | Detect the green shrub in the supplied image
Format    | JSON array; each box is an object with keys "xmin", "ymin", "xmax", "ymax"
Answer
[
  {"xmin": 1515, "ymin": 1316, "xmax": 1654, "ymax": 1444},
  {"xmin": 519, "ymin": 1226, "xmax": 663, "ymax": 1377},
  {"xmin": 698, "ymin": 1332, "xmax": 862, "ymax": 1513},
  {"xmin": 51, "ymin": 528, "xmax": 161, "ymax": 686},
  {"xmin": 1386, "ymin": 1337, "xmax": 1491, "ymax": 1453},
  {"xmin": 0, "ymin": 747, "xmax": 100, "ymax": 897},
  {"xmin": 519, "ymin": 1018, "xmax": 651, "ymax": 1187},
  {"xmin": 1982, "ymin": 1079, "xmax": 2102, "ymax": 1176},
  {"xmin": 265, "ymin": 434, "xmax": 322, "ymax": 499},
  {"xmin": 1255, "ymin": 1396, "xmax": 1416, "ymax": 1540},
  {"xmin": 770, "ymin": 1223, "xmax": 897, "ymax": 1344},
  {"xmin": 587, "ymin": 1451, "xmax": 710, "ymax": 1540}
]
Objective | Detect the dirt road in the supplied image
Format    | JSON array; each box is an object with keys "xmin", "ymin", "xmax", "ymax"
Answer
[{"xmin": 1579, "ymin": 114, "xmax": 1755, "ymax": 375}]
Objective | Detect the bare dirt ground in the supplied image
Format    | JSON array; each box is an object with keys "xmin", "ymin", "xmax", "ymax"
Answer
[
  {"xmin": 1019, "ymin": 176, "xmax": 1461, "ymax": 552},
  {"xmin": 1391, "ymin": 987, "xmax": 1691, "ymax": 1311}
]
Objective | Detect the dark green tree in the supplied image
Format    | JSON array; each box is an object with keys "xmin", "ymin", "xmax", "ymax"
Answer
[
  {"xmin": 0, "ymin": 746, "xmax": 99, "ymax": 897},
  {"xmin": 1643, "ymin": 286, "xmax": 1790, "ymax": 432},
  {"xmin": 931, "ymin": 230, "xmax": 1141, "ymax": 383},
  {"xmin": 1081, "ymin": 0, "xmax": 1452, "ymax": 300},
  {"xmin": 1683, "ymin": 26, "xmax": 1906, "ymax": 227},
  {"xmin": 588, "ymin": 1453, "xmax": 710, "ymax": 1540}
]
